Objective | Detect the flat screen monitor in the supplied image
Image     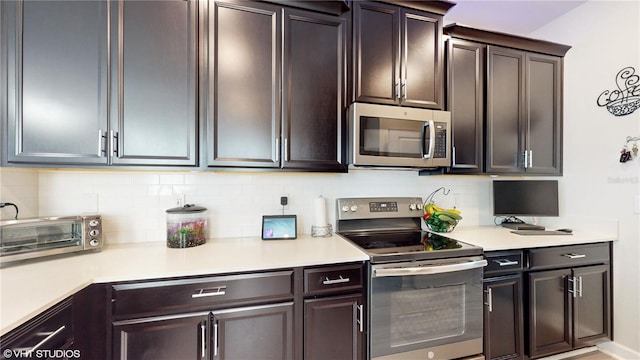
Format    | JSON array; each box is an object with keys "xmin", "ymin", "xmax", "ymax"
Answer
[{"xmin": 492, "ymin": 180, "xmax": 559, "ymax": 217}]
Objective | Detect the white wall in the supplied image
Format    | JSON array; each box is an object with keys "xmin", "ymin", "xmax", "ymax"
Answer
[
  {"xmin": 531, "ymin": 0, "xmax": 640, "ymax": 356},
  {"xmin": 0, "ymin": 167, "xmax": 39, "ymax": 220}
]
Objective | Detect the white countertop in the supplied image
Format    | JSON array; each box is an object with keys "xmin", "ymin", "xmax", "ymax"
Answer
[
  {"xmin": 444, "ymin": 226, "xmax": 617, "ymax": 251},
  {"xmin": 0, "ymin": 226, "xmax": 617, "ymax": 336},
  {"xmin": 0, "ymin": 234, "xmax": 368, "ymax": 336}
]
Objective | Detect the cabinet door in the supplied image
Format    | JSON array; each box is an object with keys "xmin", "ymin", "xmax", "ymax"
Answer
[
  {"xmin": 208, "ymin": 1, "xmax": 281, "ymax": 168},
  {"xmin": 483, "ymin": 274, "xmax": 524, "ymax": 360},
  {"xmin": 446, "ymin": 39, "xmax": 484, "ymax": 173},
  {"xmin": 112, "ymin": 313, "xmax": 209, "ymax": 360},
  {"xmin": 110, "ymin": 0, "xmax": 198, "ymax": 166},
  {"xmin": 401, "ymin": 8, "xmax": 443, "ymax": 109},
  {"xmin": 213, "ymin": 303, "xmax": 293, "ymax": 360},
  {"xmin": 527, "ymin": 269, "xmax": 573, "ymax": 359},
  {"xmin": 282, "ymin": 9, "xmax": 347, "ymax": 171},
  {"xmin": 573, "ymin": 265, "xmax": 610, "ymax": 346},
  {"xmin": 3, "ymin": 0, "xmax": 108, "ymax": 165},
  {"xmin": 526, "ymin": 53, "xmax": 562, "ymax": 174},
  {"xmin": 486, "ymin": 45, "xmax": 526, "ymax": 174},
  {"xmin": 352, "ymin": 2, "xmax": 400, "ymax": 105},
  {"xmin": 304, "ymin": 294, "xmax": 364, "ymax": 360}
]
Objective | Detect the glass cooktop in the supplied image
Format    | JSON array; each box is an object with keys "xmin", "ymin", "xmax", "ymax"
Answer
[{"xmin": 340, "ymin": 230, "xmax": 482, "ymax": 262}]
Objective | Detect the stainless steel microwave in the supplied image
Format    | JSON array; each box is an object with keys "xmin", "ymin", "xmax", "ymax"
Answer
[{"xmin": 348, "ymin": 103, "xmax": 451, "ymax": 169}]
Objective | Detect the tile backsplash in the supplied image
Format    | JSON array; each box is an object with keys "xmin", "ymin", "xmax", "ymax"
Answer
[{"xmin": 1, "ymin": 167, "xmax": 493, "ymax": 243}]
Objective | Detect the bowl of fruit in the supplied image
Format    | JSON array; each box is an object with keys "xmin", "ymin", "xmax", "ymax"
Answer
[{"xmin": 422, "ymin": 187, "xmax": 462, "ymax": 233}]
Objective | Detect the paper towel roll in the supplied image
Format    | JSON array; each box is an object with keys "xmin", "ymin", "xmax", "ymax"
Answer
[{"xmin": 314, "ymin": 196, "xmax": 327, "ymax": 227}]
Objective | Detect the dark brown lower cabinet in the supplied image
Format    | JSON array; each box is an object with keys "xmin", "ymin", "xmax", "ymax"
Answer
[
  {"xmin": 112, "ymin": 312, "xmax": 210, "ymax": 360},
  {"xmin": 304, "ymin": 294, "xmax": 364, "ymax": 360},
  {"xmin": 483, "ymin": 274, "xmax": 524, "ymax": 360},
  {"xmin": 527, "ymin": 264, "xmax": 610, "ymax": 359},
  {"xmin": 213, "ymin": 303, "xmax": 294, "ymax": 360}
]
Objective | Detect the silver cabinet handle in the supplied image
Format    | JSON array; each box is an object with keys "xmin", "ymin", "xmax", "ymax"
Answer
[
  {"xmin": 529, "ymin": 150, "xmax": 533, "ymax": 168},
  {"xmin": 200, "ymin": 323, "xmax": 206, "ymax": 358},
  {"xmin": 192, "ymin": 286, "xmax": 226, "ymax": 298},
  {"xmin": 98, "ymin": 130, "xmax": 107, "ymax": 157},
  {"xmin": 493, "ymin": 259, "xmax": 519, "ymax": 267},
  {"xmin": 275, "ymin": 137, "xmax": 280, "ymax": 162},
  {"xmin": 568, "ymin": 276, "xmax": 578, "ymax": 298},
  {"xmin": 563, "ymin": 253, "xmax": 586, "ymax": 259},
  {"xmin": 356, "ymin": 304, "xmax": 364, "ymax": 332},
  {"xmin": 110, "ymin": 130, "xmax": 119, "ymax": 157},
  {"xmin": 396, "ymin": 79, "xmax": 401, "ymax": 100},
  {"xmin": 484, "ymin": 288, "xmax": 493, "ymax": 312},
  {"xmin": 401, "ymin": 78, "xmax": 407, "ymax": 100},
  {"xmin": 373, "ymin": 259, "xmax": 487, "ymax": 278},
  {"xmin": 213, "ymin": 321, "xmax": 219, "ymax": 357},
  {"xmin": 283, "ymin": 138, "xmax": 288, "ymax": 162},
  {"xmin": 322, "ymin": 275, "xmax": 350, "ymax": 285},
  {"xmin": 578, "ymin": 276, "xmax": 583, "ymax": 297},
  {"xmin": 31, "ymin": 325, "xmax": 66, "ymax": 353},
  {"xmin": 523, "ymin": 150, "xmax": 528, "ymax": 169}
]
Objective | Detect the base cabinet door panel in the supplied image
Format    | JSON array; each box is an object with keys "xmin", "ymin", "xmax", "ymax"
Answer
[
  {"xmin": 527, "ymin": 269, "xmax": 573, "ymax": 358},
  {"xmin": 213, "ymin": 303, "xmax": 294, "ymax": 360},
  {"xmin": 304, "ymin": 294, "xmax": 364, "ymax": 360},
  {"xmin": 484, "ymin": 274, "xmax": 524, "ymax": 360},
  {"xmin": 112, "ymin": 312, "xmax": 209, "ymax": 360},
  {"xmin": 573, "ymin": 265, "xmax": 611, "ymax": 347}
]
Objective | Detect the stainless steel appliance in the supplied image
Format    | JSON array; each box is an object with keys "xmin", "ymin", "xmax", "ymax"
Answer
[
  {"xmin": 336, "ymin": 197, "xmax": 485, "ymax": 360},
  {"xmin": 349, "ymin": 103, "xmax": 451, "ymax": 169},
  {"xmin": 0, "ymin": 215, "xmax": 103, "ymax": 265}
]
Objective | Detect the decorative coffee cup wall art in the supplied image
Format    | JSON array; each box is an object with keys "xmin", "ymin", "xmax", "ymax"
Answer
[{"xmin": 597, "ymin": 66, "xmax": 640, "ymax": 116}]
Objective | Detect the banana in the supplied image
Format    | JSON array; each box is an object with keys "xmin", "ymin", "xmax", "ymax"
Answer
[{"xmin": 424, "ymin": 203, "xmax": 436, "ymax": 215}]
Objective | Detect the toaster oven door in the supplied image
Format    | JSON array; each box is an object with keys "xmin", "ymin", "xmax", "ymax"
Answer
[{"xmin": 0, "ymin": 217, "xmax": 85, "ymax": 264}]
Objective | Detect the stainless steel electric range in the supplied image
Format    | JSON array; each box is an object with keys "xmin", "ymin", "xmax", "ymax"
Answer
[{"xmin": 336, "ymin": 197, "xmax": 486, "ymax": 360}]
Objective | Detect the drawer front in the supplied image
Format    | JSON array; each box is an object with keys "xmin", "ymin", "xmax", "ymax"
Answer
[
  {"xmin": 112, "ymin": 270, "xmax": 294, "ymax": 318},
  {"xmin": 304, "ymin": 263, "xmax": 363, "ymax": 296},
  {"xmin": 485, "ymin": 250, "xmax": 524, "ymax": 275},
  {"xmin": 528, "ymin": 242, "xmax": 610, "ymax": 270},
  {"xmin": 1, "ymin": 298, "xmax": 74, "ymax": 354}
]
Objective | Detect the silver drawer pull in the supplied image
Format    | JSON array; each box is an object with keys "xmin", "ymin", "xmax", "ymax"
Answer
[
  {"xmin": 31, "ymin": 325, "xmax": 66, "ymax": 352},
  {"xmin": 493, "ymin": 259, "xmax": 519, "ymax": 266},
  {"xmin": 563, "ymin": 253, "xmax": 586, "ymax": 259},
  {"xmin": 322, "ymin": 275, "xmax": 350, "ymax": 285},
  {"xmin": 192, "ymin": 286, "xmax": 227, "ymax": 298}
]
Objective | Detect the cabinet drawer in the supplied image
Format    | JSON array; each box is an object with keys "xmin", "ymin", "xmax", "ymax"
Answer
[
  {"xmin": 112, "ymin": 270, "xmax": 294, "ymax": 318},
  {"xmin": 485, "ymin": 250, "xmax": 524, "ymax": 275},
  {"xmin": 0, "ymin": 298, "xmax": 74, "ymax": 354},
  {"xmin": 528, "ymin": 243, "xmax": 610, "ymax": 270},
  {"xmin": 304, "ymin": 263, "xmax": 363, "ymax": 296}
]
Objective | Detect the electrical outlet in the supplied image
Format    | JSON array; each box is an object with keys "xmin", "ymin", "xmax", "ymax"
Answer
[
  {"xmin": 173, "ymin": 194, "xmax": 186, "ymax": 207},
  {"xmin": 279, "ymin": 194, "xmax": 289, "ymax": 210}
]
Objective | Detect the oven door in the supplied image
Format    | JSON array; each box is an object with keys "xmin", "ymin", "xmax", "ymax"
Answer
[{"xmin": 369, "ymin": 256, "xmax": 487, "ymax": 360}]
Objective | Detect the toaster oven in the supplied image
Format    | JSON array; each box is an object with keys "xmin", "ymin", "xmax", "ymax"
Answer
[{"xmin": 0, "ymin": 215, "xmax": 103, "ymax": 266}]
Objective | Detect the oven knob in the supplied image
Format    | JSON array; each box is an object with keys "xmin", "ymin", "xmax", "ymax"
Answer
[
  {"xmin": 409, "ymin": 203, "xmax": 417, "ymax": 210},
  {"xmin": 342, "ymin": 205, "xmax": 350, "ymax": 212},
  {"xmin": 89, "ymin": 219, "xmax": 100, "ymax": 227},
  {"xmin": 89, "ymin": 229, "xmax": 100, "ymax": 237},
  {"xmin": 89, "ymin": 239, "xmax": 100, "ymax": 247},
  {"xmin": 350, "ymin": 205, "xmax": 358, "ymax": 212}
]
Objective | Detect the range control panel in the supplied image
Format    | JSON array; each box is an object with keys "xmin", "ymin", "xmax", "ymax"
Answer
[{"xmin": 336, "ymin": 197, "xmax": 423, "ymax": 221}]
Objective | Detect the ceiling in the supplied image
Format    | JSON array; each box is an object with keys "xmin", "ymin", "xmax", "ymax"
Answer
[{"xmin": 443, "ymin": 0, "xmax": 587, "ymax": 36}]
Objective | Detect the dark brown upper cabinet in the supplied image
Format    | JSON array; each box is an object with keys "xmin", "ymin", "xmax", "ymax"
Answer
[
  {"xmin": 207, "ymin": 0, "xmax": 347, "ymax": 172},
  {"xmin": 2, "ymin": 0, "xmax": 199, "ymax": 167},
  {"xmin": 444, "ymin": 24, "xmax": 570, "ymax": 175},
  {"xmin": 446, "ymin": 38, "xmax": 485, "ymax": 173},
  {"xmin": 352, "ymin": 1, "xmax": 452, "ymax": 109}
]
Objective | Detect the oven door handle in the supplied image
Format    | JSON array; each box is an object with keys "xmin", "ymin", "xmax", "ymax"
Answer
[{"xmin": 372, "ymin": 259, "xmax": 487, "ymax": 278}]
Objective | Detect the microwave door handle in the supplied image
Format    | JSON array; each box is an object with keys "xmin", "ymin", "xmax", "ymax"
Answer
[{"xmin": 421, "ymin": 120, "xmax": 435, "ymax": 159}]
